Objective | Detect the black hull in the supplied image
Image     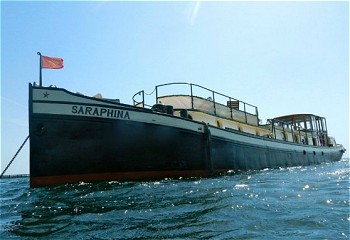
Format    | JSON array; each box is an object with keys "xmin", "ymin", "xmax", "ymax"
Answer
[
  {"xmin": 30, "ymin": 115, "xmax": 208, "ymax": 186},
  {"xmin": 29, "ymin": 114, "xmax": 344, "ymax": 187},
  {"xmin": 29, "ymin": 85, "xmax": 345, "ymax": 187}
]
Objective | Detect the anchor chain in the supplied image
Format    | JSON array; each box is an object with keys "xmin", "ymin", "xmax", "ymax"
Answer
[{"xmin": 0, "ymin": 135, "xmax": 29, "ymax": 178}]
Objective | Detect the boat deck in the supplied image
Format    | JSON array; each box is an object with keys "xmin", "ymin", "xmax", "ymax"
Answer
[{"xmin": 132, "ymin": 82, "xmax": 337, "ymax": 147}]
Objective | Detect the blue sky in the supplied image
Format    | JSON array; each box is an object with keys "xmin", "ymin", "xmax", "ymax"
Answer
[{"xmin": 1, "ymin": 1, "xmax": 349, "ymax": 174}]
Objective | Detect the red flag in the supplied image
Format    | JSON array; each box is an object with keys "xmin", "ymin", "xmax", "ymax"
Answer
[{"xmin": 41, "ymin": 55, "xmax": 64, "ymax": 69}]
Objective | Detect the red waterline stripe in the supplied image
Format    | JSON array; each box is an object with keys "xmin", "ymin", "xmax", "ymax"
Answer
[{"xmin": 30, "ymin": 169, "xmax": 230, "ymax": 188}]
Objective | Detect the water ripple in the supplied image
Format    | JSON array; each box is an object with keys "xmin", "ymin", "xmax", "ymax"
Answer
[{"xmin": 1, "ymin": 159, "xmax": 349, "ymax": 239}]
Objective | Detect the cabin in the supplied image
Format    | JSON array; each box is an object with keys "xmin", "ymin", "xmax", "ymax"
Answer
[{"xmin": 263, "ymin": 114, "xmax": 332, "ymax": 147}]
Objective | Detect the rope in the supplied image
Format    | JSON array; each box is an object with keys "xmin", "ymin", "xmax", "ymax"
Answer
[{"xmin": 0, "ymin": 135, "xmax": 29, "ymax": 178}]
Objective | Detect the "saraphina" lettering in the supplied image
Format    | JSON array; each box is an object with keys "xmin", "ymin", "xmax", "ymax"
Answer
[{"xmin": 72, "ymin": 105, "xmax": 130, "ymax": 119}]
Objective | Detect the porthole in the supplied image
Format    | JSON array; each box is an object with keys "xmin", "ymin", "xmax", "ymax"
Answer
[
  {"xmin": 303, "ymin": 150, "xmax": 306, "ymax": 155},
  {"xmin": 313, "ymin": 151, "xmax": 316, "ymax": 155}
]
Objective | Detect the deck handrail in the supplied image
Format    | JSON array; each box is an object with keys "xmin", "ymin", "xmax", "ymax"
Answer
[
  {"xmin": 156, "ymin": 82, "xmax": 258, "ymax": 118},
  {"xmin": 133, "ymin": 82, "xmax": 259, "ymax": 124}
]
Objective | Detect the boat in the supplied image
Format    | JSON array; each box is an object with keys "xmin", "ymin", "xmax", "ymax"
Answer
[{"xmin": 29, "ymin": 82, "xmax": 346, "ymax": 187}]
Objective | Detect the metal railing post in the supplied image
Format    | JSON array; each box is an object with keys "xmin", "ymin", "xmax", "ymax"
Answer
[
  {"xmin": 155, "ymin": 86, "xmax": 158, "ymax": 104},
  {"xmin": 212, "ymin": 91, "xmax": 216, "ymax": 115},
  {"xmin": 190, "ymin": 84, "xmax": 194, "ymax": 109},
  {"xmin": 142, "ymin": 90, "xmax": 145, "ymax": 108},
  {"xmin": 244, "ymin": 103, "xmax": 247, "ymax": 124},
  {"xmin": 229, "ymin": 97, "xmax": 233, "ymax": 119}
]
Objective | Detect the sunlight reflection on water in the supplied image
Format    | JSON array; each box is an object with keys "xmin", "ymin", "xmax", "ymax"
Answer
[{"xmin": 1, "ymin": 159, "xmax": 349, "ymax": 239}]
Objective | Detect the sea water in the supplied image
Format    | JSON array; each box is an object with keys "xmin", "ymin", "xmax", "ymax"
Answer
[{"xmin": 1, "ymin": 159, "xmax": 349, "ymax": 239}]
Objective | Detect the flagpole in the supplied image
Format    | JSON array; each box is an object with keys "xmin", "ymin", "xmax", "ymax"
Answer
[{"xmin": 37, "ymin": 52, "xmax": 42, "ymax": 86}]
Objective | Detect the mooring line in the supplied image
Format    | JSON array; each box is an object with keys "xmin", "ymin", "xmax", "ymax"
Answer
[{"xmin": 0, "ymin": 135, "xmax": 29, "ymax": 178}]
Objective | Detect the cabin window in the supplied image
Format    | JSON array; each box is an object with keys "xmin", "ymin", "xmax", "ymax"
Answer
[
  {"xmin": 294, "ymin": 135, "xmax": 299, "ymax": 143},
  {"xmin": 281, "ymin": 132, "xmax": 285, "ymax": 141}
]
